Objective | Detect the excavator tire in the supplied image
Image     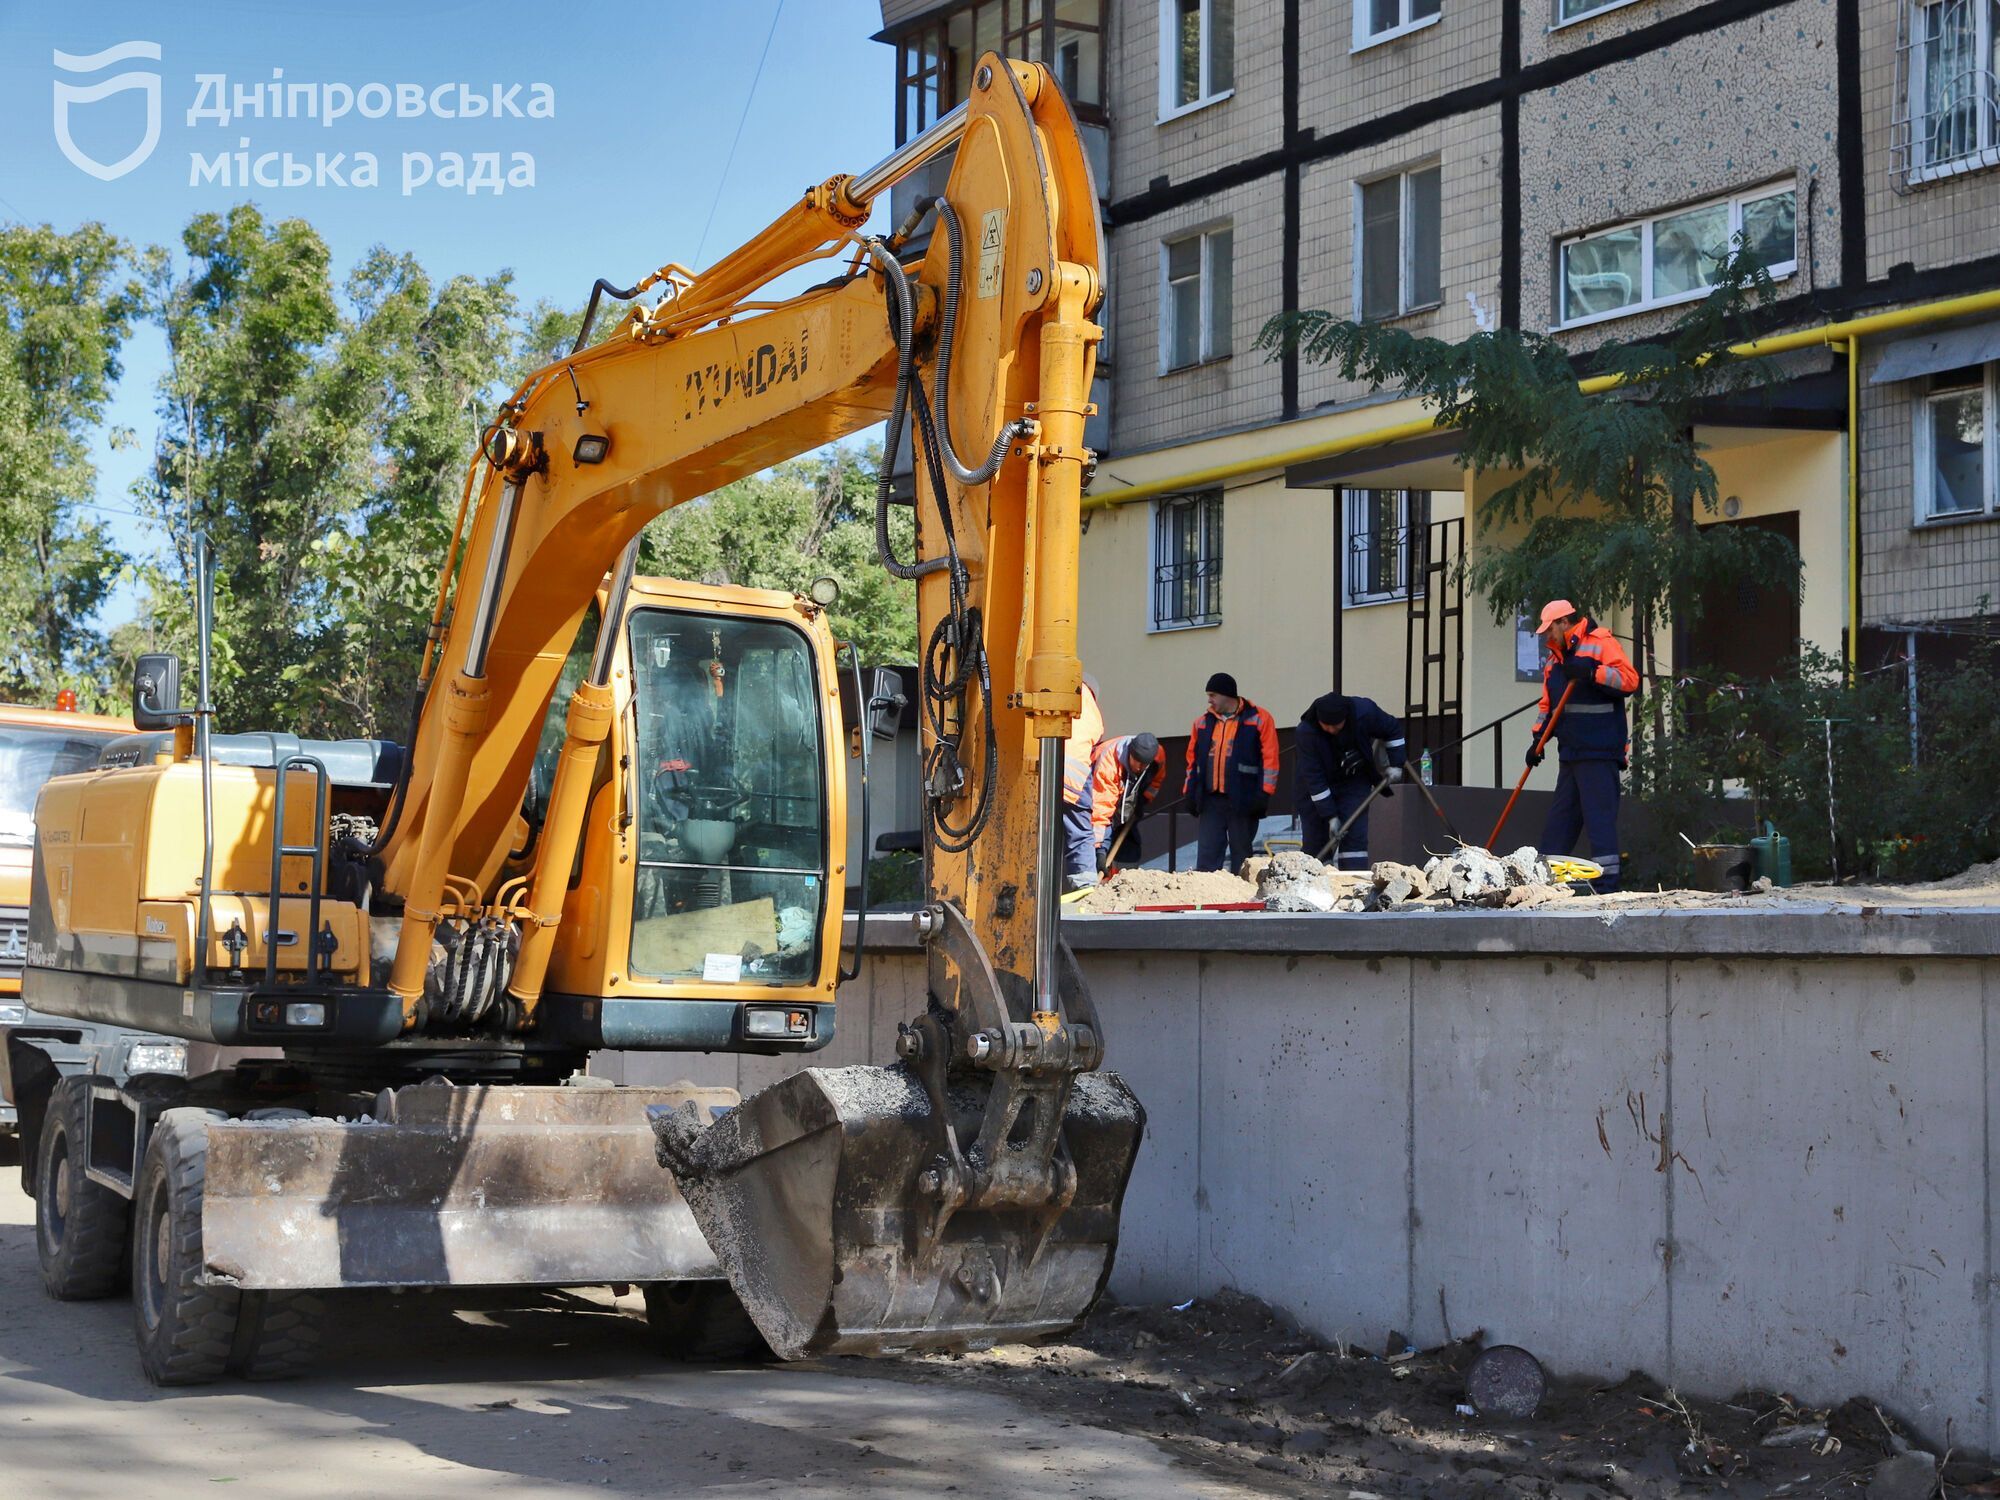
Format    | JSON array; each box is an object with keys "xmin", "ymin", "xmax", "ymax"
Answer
[
  {"xmin": 133, "ymin": 1108, "xmax": 241, "ymax": 1385},
  {"xmin": 36, "ymin": 1076, "xmax": 129, "ymax": 1300},
  {"xmin": 132, "ymin": 1108, "xmax": 328, "ymax": 1387},
  {"xmin": 642, "ymin": 1280, "xmax": 770, "ymax": 1362}
]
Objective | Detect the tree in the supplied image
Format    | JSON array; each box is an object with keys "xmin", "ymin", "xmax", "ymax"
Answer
[
  {"xmin": 639, "ymin": 448, "xmax": 917, "ymax": 663},
  {"xmin": 0, "ymin": 223, "xmax": 140, "ymax": 709},
  {"xmin": 1259, "ymin": 251, "xmax": 1801, "ymax": 767},
  {"xmin": 131, "ymin": 207, "xmax": 522, "ymax": 737}
]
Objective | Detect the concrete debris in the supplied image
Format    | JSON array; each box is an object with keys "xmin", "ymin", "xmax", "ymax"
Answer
[
  {"xmin": 1256, "ymin": 851, "xmax": 1368, "ymax": 913},
  {"xmin": 1369, "ymin": 861, "xmax": 1432, "ymax": 904},
  {"xmin": 1422, "ymin": 847, "xmax": 1511, "ymax": 904},
  {"xmin": 1499, "ymin": 847, "xmax": 1553, "ymax": 887}
]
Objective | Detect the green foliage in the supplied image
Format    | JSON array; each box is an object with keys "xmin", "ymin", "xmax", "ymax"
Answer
[
  {"xmin": 1258, "ymin": 250, "xmax": 1803, "ymax": 674},
  {"xmin": 1627, "ymin": 640, "xmax": 2000, "ymax": 884},
  {"xmin": 130, "ymin": 206, "xmax": 522, "ymax": 736},
  {"xmin": 0, "ymin": 222, "xmax": 140, "ymax": 709},
  {"xmin": 638, "ymin": 447, "xmax": 916, "ymax": 663}
]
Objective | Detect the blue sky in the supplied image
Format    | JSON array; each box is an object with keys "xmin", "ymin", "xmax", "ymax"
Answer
[{"xmin": 0, "ymin": 0, "xmax": 895, "ymax": 625}]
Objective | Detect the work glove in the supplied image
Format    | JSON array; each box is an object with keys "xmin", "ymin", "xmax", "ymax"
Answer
[
  {"xmin": 1380, "ymin": 765, "xmax": 1404, "ymax": 783},
  {"xmin": 1558, "ymin": 654, "xmax": 1596, "ymax": 686},
  {"xmin": 1248, "ymin": 797, "xmax": 1269, "ymax": 821},
  {"xmin": 1525, "ymin": 744, "xmax": 1545, "ymax": 769},
  {"xmin": 1095, "ymin": 840, "xmax": 1112, "ymax": 873}
]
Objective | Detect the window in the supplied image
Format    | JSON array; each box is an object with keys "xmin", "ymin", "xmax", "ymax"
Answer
[
  {"xmin": 1152, "ymin": 492, "xmax": 1224, "ymax": 629},
  {"xmin": 1557, "ymin": 182, "xmax": 1797, "ymax": 327},
  {"xmin": 1908, "ymin": 0, "xmax": 2000, "ymax": 178},
  {"xmin": 1161, "ymin": 226, "xmax": 1233, "ymax": 370},
  {"xmin": 1355, "ymin": 0, "xmax": 1441, "ymax": 50},
  {"xmin": 1357, "ymin": 165, "xmax": 1442, "ymax": 320},
  {"xmin": 1916, "ymin": 364, "xmax": 1999, "ymax": 522},
  {"xmin": 893, "ymin": 1, "xmax": 1105, "ymax": 144},
  {"xmin": 1555, "ymin": 0, "xmax": 1645, "ymax": 24},
  {"xmin": 627, "ymin": 608, "xmax": 829, "ymax": 985},
  {"xmin": 1161, "ymin": 0, "xmax": 1234, "ymax": 118},
  {"xmin": 1343, "ymin": 489, "xmax": 1430, "ymax": 605}
]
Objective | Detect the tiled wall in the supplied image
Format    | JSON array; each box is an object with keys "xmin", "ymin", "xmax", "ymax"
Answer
[{"xmin": 1860, "ymin": 350, "xmax": 2000, "ymax": 626}]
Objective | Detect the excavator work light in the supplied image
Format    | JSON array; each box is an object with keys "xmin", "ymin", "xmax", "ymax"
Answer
[
  {"xmin": 572, "ymin": 433, "xmax": 611, "ymax": 465},
  {"xmin": 743, "ymin": 1007, "xmax": 812, "ymax": 1039}
]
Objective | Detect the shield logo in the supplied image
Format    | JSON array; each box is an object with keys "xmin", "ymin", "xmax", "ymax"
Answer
[{"xmin": 52, "ymin": 42, "xmax": 162, "ymax": 182}]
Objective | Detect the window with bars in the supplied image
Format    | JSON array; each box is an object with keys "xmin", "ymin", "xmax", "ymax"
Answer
[
  {"xmin": 893, "ymin": 0, "xmax": 1106, "ymax": 145},
  {"xmin": 1152, "ymin": 492, "xmax": 1224, "ymax": 630},
  {"xmin": 1905, "ymin": 0, "xmax": 2000, "ymax": 180},
  {"xmin": 1343, "ymin": 489, "xmax": 1430, "ymax": 605}
]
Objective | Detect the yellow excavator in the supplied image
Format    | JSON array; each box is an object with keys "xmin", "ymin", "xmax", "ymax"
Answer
[{"xmin": 14, "ymin": 56, "xmax": 1142, "ymax": 1383}]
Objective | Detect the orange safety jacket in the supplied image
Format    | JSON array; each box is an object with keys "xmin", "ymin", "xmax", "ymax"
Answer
[
  {"xmin": 1060, "ymin": 681, "xmax": 1105, "ymax": 806},
  {"xmin": 1183, "ymin": 699, "xmax": 1280, "ymax": 811},
  {"xmin": 1533, "ymin": 617, "xmax": 1639, "ymax": 764},
  {"xmin": 1089, "ymin": 734, "xmax": 1166, "ymax": 837}
]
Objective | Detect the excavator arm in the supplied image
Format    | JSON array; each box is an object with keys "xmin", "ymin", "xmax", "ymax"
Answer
[{"xmin": 377, "ymin": 58, "xmax": 1142, "ymax": 1357}]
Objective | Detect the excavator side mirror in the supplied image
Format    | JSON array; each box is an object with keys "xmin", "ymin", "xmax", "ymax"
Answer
[{"xmin": 132, "ymin": 652, "xmax": 184, "ymax": 730}]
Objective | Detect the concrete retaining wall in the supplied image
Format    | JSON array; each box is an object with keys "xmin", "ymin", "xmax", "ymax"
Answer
[{"xmin": 602, "ymin": 906, "xmax": 2000, "ymax": 1450}]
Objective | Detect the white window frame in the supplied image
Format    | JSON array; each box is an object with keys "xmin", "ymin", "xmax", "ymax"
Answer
[
  {"xmin": 1549, "ymin": 0, "xmax": 1652, "ymax": 31},
  {"xmin": 1150, "ymin": 491, "xmax": 1225, "ymax": 632},
  {"xmin": 1907, "ymin": 0, "xmax": 2000, "ymax": 183},
  {"xmin": 1158, "ymin": 0, "xmax": 1234, "ymax": 121},
  {"xmin": 1159, "ymin": 225, "xmax": 1233, "ymax": 373},
  {"xmin": 1554, "ymin": 180, "xmax": 1799, "ymax": 330},
  {"xmin": 1353, "ymin": 0, "xmax": 1442, "ymax": 53},
  {"xmin": 1913, "ymin": 363, "xmax": 2000, "ymax": 524},
  {"xmin": 1342, "ymin": 489, "xmax": 1430, "ymax": 607},
  {"xmin": 1353, "ymin": 163, "xmax": 1443, "ymax": 322}
]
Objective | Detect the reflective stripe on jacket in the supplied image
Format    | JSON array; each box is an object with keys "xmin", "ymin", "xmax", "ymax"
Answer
[
  {"xmin": 1533, "ymin": 618, "xmax": 1639, "ymax": 763},
  {"xmin": 1061, "ymin": 682, "xmax": 1105, "ymax": 805},
  {"xmin": 1183, "ymin": 700, "xmax": 1280, "ymax": 811},
  {"xmin": 1090, "ymin": 734, "xmax": 1166, "ymax": 836},
  {"xmin": 1295, "ymin": 696, "xmax": 1407, "ymax": 811}
]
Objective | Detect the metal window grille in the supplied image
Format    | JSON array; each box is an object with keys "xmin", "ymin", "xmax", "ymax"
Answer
[
  {"xmin": 1153, "ymin": 492, "xmax": 1223, "ymax": 628},
  {"xmin": 1892, "ymin": 0, "xmax": 2000, "ymax": 190},
  {"xmin": 1345, "ymin": 490, "xmax": 1430, "ymax": 604}
]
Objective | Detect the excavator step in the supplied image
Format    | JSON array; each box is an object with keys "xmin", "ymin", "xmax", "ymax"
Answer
[{"xmin": 650, "ymin": 1063, "xmax": 1144, "ymax": 1359}]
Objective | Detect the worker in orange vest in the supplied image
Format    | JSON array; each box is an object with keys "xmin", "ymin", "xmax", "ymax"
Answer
[
  {"xmin": 1090, "ymin": 731, "xmax": 1166, "ymax": 871},
  {"xmin": 1184, "ymin": 672, "xmax": 1280, "ymax": 873},
  {"xmin": 1529, "ymin": 600, "xmax": 1639, "ymax": 891},
  {"xmin": 1060, "ymin": 677, "xmax": 1106, "ymax": 889}
]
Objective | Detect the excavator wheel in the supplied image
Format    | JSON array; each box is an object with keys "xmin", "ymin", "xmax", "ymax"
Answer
[
  {"xmin": 132, "ymin": 1108, "xmax": 325, "ymax": 1386},
  {"xmin": 642, "ymin": 1280, "xmax": 770, "ymax": 1362},
  {"xmin": 36, "ymin": 1076, "xmax": 130, "ymax": 1300}
]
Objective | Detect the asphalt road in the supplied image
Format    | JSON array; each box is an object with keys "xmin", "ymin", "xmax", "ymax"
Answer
[{"xmin": 0, "ymin": 1151, "xmax": 1282, "ymax": 1500}]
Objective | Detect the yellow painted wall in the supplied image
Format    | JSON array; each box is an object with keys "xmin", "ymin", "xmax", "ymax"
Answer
[{"xmin": 1082, "ymin": 416, "xmax": 1845, "ymax": 799}]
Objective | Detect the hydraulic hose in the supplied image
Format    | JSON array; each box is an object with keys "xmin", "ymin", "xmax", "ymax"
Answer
[
  {"xmin": 861, "ymin": 241, "xmax": 950, "ymax": 583},
  {"xmin": 571, "ymin": 277, "xmax": 647, "ymax": 355},
  {"xmin": 925, "ymin": 198, "xmax": 1033, "ymax": 487}
]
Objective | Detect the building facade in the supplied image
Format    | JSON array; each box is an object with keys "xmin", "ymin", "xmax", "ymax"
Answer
[{"xmin": 872, "ymin": 0, "xmax": 2000, "ymax": 802}]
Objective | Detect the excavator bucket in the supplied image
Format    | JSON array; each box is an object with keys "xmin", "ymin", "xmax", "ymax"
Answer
[{"xmin": 651, "ymin": 1063, "xmax": 1144, "ymax": 1359}]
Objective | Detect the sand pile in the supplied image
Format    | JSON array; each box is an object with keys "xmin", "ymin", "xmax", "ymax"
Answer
[{"xmin": 1069, "ymin": 867, "xmax": 1258, "ymax": 914}]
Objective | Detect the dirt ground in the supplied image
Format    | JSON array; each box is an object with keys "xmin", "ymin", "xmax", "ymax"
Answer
[
  {"xmin": 873, "ymin": 1292, "xmax": 2000, "ymax": 1499},
  {"xmin": 1072, "ymin": 867, "xmax": 1258, "ymax": 913}
]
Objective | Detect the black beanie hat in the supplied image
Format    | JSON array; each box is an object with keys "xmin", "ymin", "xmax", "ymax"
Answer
[
  {"xmin": 1311, "ymin": 692, "xmax": 1352, "ymax": 727},
  {"xmin": 1204, "ymin": 671, "xmax": 1238, "ymax": 697}
]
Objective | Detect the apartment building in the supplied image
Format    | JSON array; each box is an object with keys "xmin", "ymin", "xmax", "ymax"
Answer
[{"xmin": 872, "ymin": 0, "xmax": 2000, "ymax": 790}]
